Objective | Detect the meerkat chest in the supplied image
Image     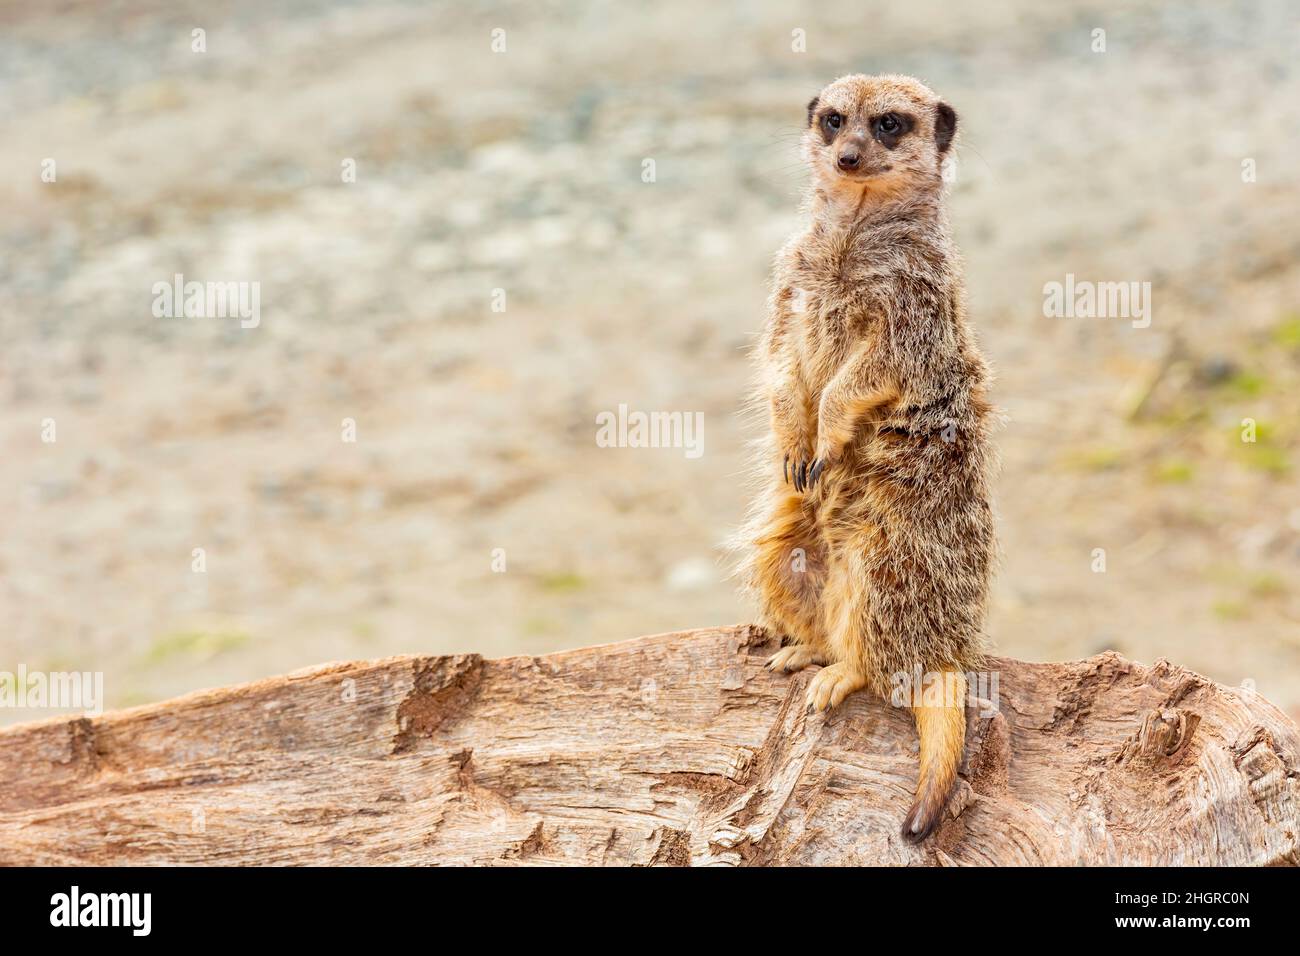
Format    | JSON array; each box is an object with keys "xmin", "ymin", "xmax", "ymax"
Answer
[{"xmin": 786, "ymin": 276, "xmax": 878, "ymax": 377}]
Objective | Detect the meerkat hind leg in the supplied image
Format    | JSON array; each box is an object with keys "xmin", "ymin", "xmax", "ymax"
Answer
[
  {"xmin": 753, "ymin": 493, "xmax": 832, "ymax": 669},
  {"xmin": 804, "ymin": 549, "xmax": 872, "ymax": 712}
]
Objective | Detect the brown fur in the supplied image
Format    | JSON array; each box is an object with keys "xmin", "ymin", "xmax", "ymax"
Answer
[{"xmin": 736, "ymin": 75, "xmax": 997, "ymax": 842}]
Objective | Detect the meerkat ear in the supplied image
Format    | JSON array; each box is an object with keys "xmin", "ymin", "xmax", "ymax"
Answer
[
  {"xmin": 806, "ymin": 96, "xmax": 820, "ymax": 127},
  {"xmin": 934, "ymin": 102, "xmax": 957, "ymax": 154}
]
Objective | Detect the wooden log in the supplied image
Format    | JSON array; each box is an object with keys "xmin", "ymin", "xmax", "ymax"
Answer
[{"xmin": 0, "ymin": 625, "xmax": 1296, "ymax": 865}]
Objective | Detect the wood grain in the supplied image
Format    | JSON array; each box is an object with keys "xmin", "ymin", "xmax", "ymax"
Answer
[{"xmin": 1, "ymin": 626, "xmax": 1296, "ymax": 865}]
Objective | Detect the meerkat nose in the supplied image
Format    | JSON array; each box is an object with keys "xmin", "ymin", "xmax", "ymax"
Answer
[{"xmin": 837, "ymin": 151, "xmax": 861, "ymax": 171}]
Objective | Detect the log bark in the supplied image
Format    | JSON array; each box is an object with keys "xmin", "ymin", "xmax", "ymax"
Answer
[{"xmin": 1, "ymin": 625, "xmax": 1296, "ymax": 865}]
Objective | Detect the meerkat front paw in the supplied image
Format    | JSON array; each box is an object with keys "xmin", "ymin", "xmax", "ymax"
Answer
[
  {"xmin": 805, "ymin": 662, "xmax": 867, "ymax": 712},
  {"xmin": 766, "ymin": 645, "xmax": 829, "ymax": 673}
]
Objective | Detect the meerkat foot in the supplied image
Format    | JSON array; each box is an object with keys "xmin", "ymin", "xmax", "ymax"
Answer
[
  {"xmin": 804, "ymin": 662, "xmax": 867, "ymax": 713},
  {"xmin": 766, "ymin": 645, "xmax": 829, "ymax": 673}
]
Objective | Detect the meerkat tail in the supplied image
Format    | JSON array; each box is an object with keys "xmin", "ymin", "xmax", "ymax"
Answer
[{"xmin": 901, "ymin": 670, "xmax": 967, "ymax": 842}]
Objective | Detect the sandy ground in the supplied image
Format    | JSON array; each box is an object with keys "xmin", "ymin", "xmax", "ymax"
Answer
[{"xmin": 2, "ymin": 0, "xmax": 1299, "ymax": 724}]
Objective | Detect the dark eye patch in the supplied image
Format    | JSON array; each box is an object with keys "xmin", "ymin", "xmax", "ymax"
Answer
[
  {"xmin": 818, "ymin": 110, "xmax": 843, "ymax": 143},
  {"xmin": 871, "ymin": 112, "xmax": 916, "ymax": 149}
]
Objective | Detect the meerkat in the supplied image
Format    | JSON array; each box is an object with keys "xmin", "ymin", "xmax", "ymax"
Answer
[{"xmin": 739, "ymin": 74, "xmax": 996, "ymax": 842}]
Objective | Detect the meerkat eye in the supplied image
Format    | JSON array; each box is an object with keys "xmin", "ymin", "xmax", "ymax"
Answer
[
  {"xmin": 879, "ymin": 113, "xmax": 901, "ymax": 134},
  {"xmin": 824, "ymin": 112, "xmax": 842, "ymax": 130}
]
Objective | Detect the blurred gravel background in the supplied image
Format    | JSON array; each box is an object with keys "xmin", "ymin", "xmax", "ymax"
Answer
[{"xmin": 2, "ymin": 0, "xmax": 1299, "ymax": 722}]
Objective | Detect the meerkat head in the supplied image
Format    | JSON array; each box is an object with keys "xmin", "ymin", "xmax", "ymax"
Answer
[{"xmin": 803, "ymin": 74, "xmax": 956, "ymax": 204}]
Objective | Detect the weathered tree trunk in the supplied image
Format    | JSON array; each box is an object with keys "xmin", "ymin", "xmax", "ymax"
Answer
[{"xmin": 1, "ymin": 625, "xmax": 1296, "ymax": 865}]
